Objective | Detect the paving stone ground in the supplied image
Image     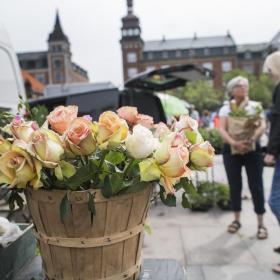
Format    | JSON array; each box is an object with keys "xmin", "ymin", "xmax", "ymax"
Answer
[{"xmin": 143, "ymin": 155, "xmax": 280, "ymax": 280}]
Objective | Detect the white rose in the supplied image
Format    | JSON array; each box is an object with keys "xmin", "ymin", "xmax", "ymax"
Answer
[{"xmin": 125, "ymin": 124, "xmax": 159, "ymax": 159}]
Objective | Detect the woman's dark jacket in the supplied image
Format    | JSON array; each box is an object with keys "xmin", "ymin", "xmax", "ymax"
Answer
[{"xmin": 268, "ymin": 83, "xmax": 280, "ymax": 156}]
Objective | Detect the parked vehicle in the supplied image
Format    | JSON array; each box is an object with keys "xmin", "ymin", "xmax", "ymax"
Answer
[
  {"xmin": 30, "ymin": 64, "xmax": 213, "ymax": 122},
  {"xmin": 0, "ymin": 25, "xmax": 26, "ymax": 113}
]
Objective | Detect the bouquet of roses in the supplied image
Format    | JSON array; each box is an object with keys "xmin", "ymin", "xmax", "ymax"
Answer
[
  {"xmin": 0, "ymin": 105, "xmax": 214, "ymax": 212},
  {"xmin": 228, "ymin": 98, "xmax": 263, "ymax": 154}
]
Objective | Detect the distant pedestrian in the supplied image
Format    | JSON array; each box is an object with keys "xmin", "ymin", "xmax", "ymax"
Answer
[
  {"xmin": 263, "ymin": 51, "xmax": 280, "ymax": 274},
  {"xmin": 200, "ymin": 110, "xmax": 211, "ymax": 127},
  {"xmin": 218, "ymin": 76, "xmax": 267, "ymax": 239},
  {"xmin": 189, "ymin": 105, "xmax": 200, "ymax": 121}
]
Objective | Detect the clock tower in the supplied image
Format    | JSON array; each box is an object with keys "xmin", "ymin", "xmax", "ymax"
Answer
[{"xmin": 120, "ymin": 0, "xmax": 143, "ymax": 81}]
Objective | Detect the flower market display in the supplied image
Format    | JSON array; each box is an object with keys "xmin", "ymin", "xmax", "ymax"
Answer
[{"xmin": 0, "ymin": 105, "xmax": 214, "ymax": 279}]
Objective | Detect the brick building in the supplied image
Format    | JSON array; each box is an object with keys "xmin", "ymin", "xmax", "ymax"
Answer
[
  {"xmin": 18, "ymin": 12, "xmax": 88, "ymax": 91},
  {"xmin": 120, "ymin": 0, "xmax": 279, "ymax": 88}
]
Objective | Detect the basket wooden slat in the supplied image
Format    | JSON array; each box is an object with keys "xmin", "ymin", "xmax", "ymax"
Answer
[{"xmin": 25, "ymin": 185, "xmax": 153, "ymax": 280}]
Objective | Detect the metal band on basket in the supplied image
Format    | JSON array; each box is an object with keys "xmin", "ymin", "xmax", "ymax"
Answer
[
  {"xmin": 43, "ymin": 262, "xmax": 141, "ymax": 280},
  {"xmin": 34, "ymin": 223, "xmax": 144, "ymax": 248}
]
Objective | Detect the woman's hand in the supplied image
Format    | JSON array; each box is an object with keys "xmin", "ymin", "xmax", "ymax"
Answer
[
  {"xmin": 264, "ymin": 154, "xmax": 275, "ymax": 166},
  {"xmin": 232, "ymin": 140, "xmax": 251, "ymax": 154}
]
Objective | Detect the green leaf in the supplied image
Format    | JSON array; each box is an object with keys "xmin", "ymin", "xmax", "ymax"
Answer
[
  {"xmin": 66, "ymin": 165, "xmax": 92, "ymax": 190},
  {"xmin": 182, "ymin": 192, "xmax": 191, "ymax": 208},
  {"xmin": 88, "ymin": 192, "xmax": 96, "ymax": 216},
  {"xmin": 54, "ymin": 165, "xmax": 63, "ymax": 181},
  {"xmin": 185, "ymin": 130, "xmax": 197, "ymax": 144},
  {"xmin": 181, "ymin": 178, "xmax": 197, "ymax": 195},
  {"xmin": 144, "ymin": 224, "xmax": 152, "ymax": 235},
  {"xmin": 159, "ymin": 187, "xmax": 176, "ymax": 207},
  {"xmin": 8, "ymin": 190, "xmax": 24, "ymax": 211},
  {"xmin": 60, "ymin": 194, "xmax": 70, "ymax": 224},
  {"xmin": 110, "ymin": 173, "xmax": 124, "ymax": 194},
  {"xmin": 124, "ymin": 159, "xmax": 141, "ymax": 178},
  {"xmin": 105, "ymin": 151, "xmax": 125, "ymax": 165},
  {"xmin": 101, "ymin": 175, "xmax": 113, "ymax": 198},
  {"xmin": 60, "ymin": 160, "xmax": 76, "ymax": 178}
]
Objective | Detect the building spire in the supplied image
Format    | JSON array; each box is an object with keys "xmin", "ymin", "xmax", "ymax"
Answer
[
  {"xmin": 48, "ymin": 10, "xmax": 69, "ymax": 43},
  {"xmin": 127, "ymin": 0, "xmax": 133, "ymax": 15}
]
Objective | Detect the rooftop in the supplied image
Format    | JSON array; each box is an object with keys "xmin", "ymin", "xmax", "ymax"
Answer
[
  {"xmin": 17, "ymin": 51, "xmax": 47, "ymax": 61},
  {"xmin": 237, "ymin": 43, "xmax": 268, "ymax": 53},
  {"xmin": 44, "ymin": 82, "xmax": 116, "ymax": 98},
  {"xmin": 143, "ymin": 34, "xmax": 236, "ymax": 52},
  {"xmin": 21, "ymin": 70, "xmax": 45, "ymax": 94},
  {"xmin": 48, "ymin": 12, "xmax": 69, "ymax": 43}
]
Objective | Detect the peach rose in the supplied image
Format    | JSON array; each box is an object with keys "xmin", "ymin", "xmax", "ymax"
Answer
[
  {"xmin": 66, "ymin": 118, "xmax": 97, "ymax": 156},
  {"xmin": 135, "ymin": 114, "xmax": 154, "ymax": 128},
  {"xmin": 117, "ymin": 106, "xmax": 138, "ymax": 124},
  {"xmin": 96, "ymin": 111, "xmax": 128, "ymax": 149},
  {"xmin": 140, "ymin": 133, "xmax": 191, "ymax": 194},
  {"xmin": 47, "ymin": 106, "xmax": 78, "ymax": 134}
]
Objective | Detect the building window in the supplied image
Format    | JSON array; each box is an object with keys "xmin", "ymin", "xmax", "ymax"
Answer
[
  {"xmin": 134, "ymin": 29, "xmax": 140, "ymax": 36},
  {"xmin": 162, "ymin": 51, "xmax": 168, "ymax": 59},
  {"xmin": 127, "ymin": 52, "xmax": 137, "ymax": 63},
  {"xmin": 127, "ymin": 67, "xmax": 138, "ymax": 78},
  {"xmin": 243, "ymin": 63, "xmax": 254, "ymax": 73},
  {"xmin": 189, "ymin": 49, "xmax": 195, "ymax": 57},
  {"xmin": 27, "ymin": 60, "xmax": 36, "ymax": 69},
  {"xmin": 204, "ymin": 48, "xmax": 210, "ymax": 56},
  {"xmin": 128, "ymin": 29, "xmax": 133, "ymax": 36},
  {"xmin": 54, "ymin": 59, "xmax": 62, "ymax": 69},
  {"xmin": 55, "ymin": 71, "xmax": 63, "ymax": 82},
  {"xmin": 35, "ymin": 74, "xmax": 45, "ymax": 84},
  {"xmin": 224, "ymin": 47, "xmax": 229, "ymax": 55},
  {"xmin": 175, "ymin": 50, "xmax": 181, "ymax": 58},
  {"xmin": 245, "ymin": 51, "xmax": 252, "ymax": 60},
  {"xmin": 222, "ymin": 61, "xmax": 232, "ymax": 72},
  {"xmin": 202, "ymin": 62, "xmax": 213, "ymax": 70},
  {"xmin": 147, "ymin": 52, "xmax": 154, "ymax": 60}
]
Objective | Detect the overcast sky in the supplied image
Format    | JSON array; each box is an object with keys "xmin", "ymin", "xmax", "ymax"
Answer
[{"xmin": 1, "ymin": 0, "xmax": 280, "ymax": 87}]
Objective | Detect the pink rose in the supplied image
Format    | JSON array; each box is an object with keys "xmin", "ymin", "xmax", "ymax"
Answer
[
  {"xmin": 66, "ymin": 118, "xmax": 96, "ymax": 155},
  {"xmin": 135, "ymin": 114, "xmax": 154, "ymax": 128},
  {"xmin": 117, "ymin": 106, "xmax": 138, "ymax": 124},
  {"xmin": 47, "ymin": 106, "xmax": 78, "ymax": 134}
]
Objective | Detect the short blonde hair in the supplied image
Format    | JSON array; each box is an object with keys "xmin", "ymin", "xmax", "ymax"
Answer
[
  {"xmin": 263, "ymin": 51, "xmax": 280, "ymax": 83},
  {"xmin": 226, "ymin": 76, "xmax": 249, "ymax": 97}
]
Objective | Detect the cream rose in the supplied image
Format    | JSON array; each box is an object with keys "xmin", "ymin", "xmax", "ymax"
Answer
[
  {"xmin": 10, "ymin": 116, "xmax": 38, "ymax": 142},
  {"xmin": 125, "ymin": 124, "xmax": 159, "ymax": 159},
  {"xmin": 0, "ymin": 146, "xmax": 42, "ymax": 189},
  {"xmin": 30, "ymin": 129, "xmax": 64, "ymax": 168},
  {"xmin": 190, "ymin": 141, "xmax": 215, "ymax": 170}
]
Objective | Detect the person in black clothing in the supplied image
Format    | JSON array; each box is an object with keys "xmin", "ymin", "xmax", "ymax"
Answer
[
  {"xmin": 263, "ymin": 51, "xmax": 280, "ymax": 274},
  {"xmin": 219, "ymin": 76, "xmax": 267, "ymax": 239}
]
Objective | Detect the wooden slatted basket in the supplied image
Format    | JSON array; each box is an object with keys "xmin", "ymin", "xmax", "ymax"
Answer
[{"xmin": 25, "ymin": 185, "xmax": 153, "ymax": 280}]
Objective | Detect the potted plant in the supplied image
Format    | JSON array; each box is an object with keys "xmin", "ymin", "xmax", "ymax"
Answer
[
  {"xmin": 0, "ymin": 106, "xmax": 214, "ymax": 280},
  {"xmin": 189, "ymin": 182, "xmax": 217, "ymax": 211},
  {"xmin": 215, "ymin": 182, "xmax": 231, "ymax": 211}
]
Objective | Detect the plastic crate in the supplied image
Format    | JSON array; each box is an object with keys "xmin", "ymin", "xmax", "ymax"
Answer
[{"xmin": 0, "ymin": 224, "xmax": 36, "ymax": 280}]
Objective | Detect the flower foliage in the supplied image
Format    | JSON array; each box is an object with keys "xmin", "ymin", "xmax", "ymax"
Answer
[{"xmin": 0, "ymin": 105, "xmax": 215, "ymax": 210}]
